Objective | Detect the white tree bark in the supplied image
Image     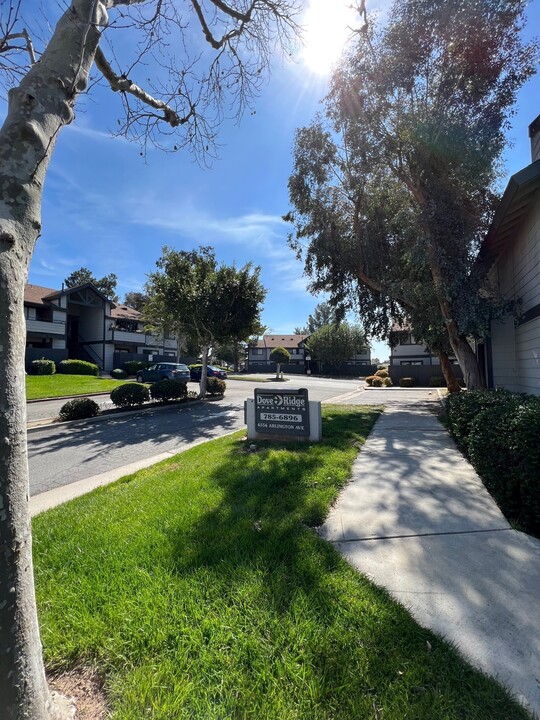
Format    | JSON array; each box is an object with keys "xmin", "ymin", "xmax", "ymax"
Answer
[{"xmin": 0, "ymin": 2, "xmax": 104, "ymax": 716}]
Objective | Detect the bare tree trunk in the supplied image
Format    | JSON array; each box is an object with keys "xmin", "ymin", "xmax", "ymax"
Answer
[
  {"xmin": 199, "ymin": 344, "xmax": 210, "ymax": 398},
  {"xmin": 436, "ymin": 350, "xmax": 461, "ymax": 393},
  {"xmin": 0, "ymin": 2, "xmax": 102, "ymax": 717}
]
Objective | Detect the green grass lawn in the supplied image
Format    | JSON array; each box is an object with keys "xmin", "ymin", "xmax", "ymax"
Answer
[
  {"xmin": 33, "ymin": 406, "xmax": 529, "ymax": 719},
  {"xmin": 26, "ymin": 374, "xmax": 131, "ymax": 400}
]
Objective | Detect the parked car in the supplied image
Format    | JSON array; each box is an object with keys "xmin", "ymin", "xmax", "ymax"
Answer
[
  {"xmin": 136, "ymin": 363, "xmax": 191, "ymax": 383},
  {"xmin": 189, "ymin": 364, "xmax": 228, "ymax": 381}
]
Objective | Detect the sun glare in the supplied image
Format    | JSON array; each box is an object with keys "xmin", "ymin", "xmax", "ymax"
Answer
[{"xmin": 302, "ymin": 0, "xmax": 359, "ymax": 76}]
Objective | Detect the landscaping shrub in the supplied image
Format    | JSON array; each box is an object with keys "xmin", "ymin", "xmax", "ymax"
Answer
[
  {"xmin": 110, "ymin": 383, "xmax": 149, "ymax": 408},
  {"xmin": 206, "ymin": 377, "xmax": 226, "ymax": 395},
  {"xmin": 375, "ymin": 368, "xmax": 389, "ymax": 378},
  {"xmin": 123, "ymin": 360, "xmax": 150, "ymax": 376},
  {"xmin": 111, "ymin": 368, "xmax": 127, "ymax": 379},
  {"xmin": 365, "ymin": 375, "xmax": 375, "ymax": 386},
  {"xmin": 445, "ymin": 390, "xmax": 540, "ymax": 537},
  {"xmin": 58, "ymin": 397, "xmax": 100, "ymax": 422},
  {"xmin": 150, "ymin": 378, "xmax": 188, "ymax": 402},
  {"xmin": 58, "ymin": 359, "xmax": 99, "ymax": 376},
  {"xmin": 445, "ymin": 389, "xmax": 514, "ymax": 450},
  {"xmin": 370, "ymin": 376, "xmax": 384, "ymax": 387},
  {"xmin": 429, "ymin": 376, "xmax": 445, "ymax": 387},
  {"xmin": 30, "ymin": 358, "xmax": 56, "ymax": 375},
  {"xmin": 383, "ymin": 377, "xmax": 393, "ymax": 387},
  {"xmin": 399, "ymin": 377, "xmax": 415, "ymax": 387}
]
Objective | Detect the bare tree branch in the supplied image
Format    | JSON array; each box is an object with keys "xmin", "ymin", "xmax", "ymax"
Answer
[{"xmin": 94, "ymin": 46, "xmax": 194, "ymax": 127}]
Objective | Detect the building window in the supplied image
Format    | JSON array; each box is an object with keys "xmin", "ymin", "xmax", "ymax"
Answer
[
  {"xmin": 400, "ymin": 360, "xmax": 423, "ymax": 366},
  {"xmin": 251, "ymin": 348, "xmax": 264, "ymax": 355}
]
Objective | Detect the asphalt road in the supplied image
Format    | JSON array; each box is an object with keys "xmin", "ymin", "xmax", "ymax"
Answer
[{"xmin": 27, "ymin": 376, "xmax": 438, "ymax": 499}]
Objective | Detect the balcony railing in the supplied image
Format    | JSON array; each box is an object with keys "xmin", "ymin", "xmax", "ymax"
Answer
[
  {"xmin": 108, "ymin": 328, "xmax": 177, "ymax": 349},
  {"xmin": 26, "ymin": 319, "xmax": 66, "ymax": 335}
]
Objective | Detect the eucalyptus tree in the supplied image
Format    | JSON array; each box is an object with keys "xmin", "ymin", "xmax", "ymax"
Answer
[
  {"xmin": 287, "ymin": 0, "xmax": 536, "ymax": 390},
  {"xmin": 64, "ymin": 267, "xmax": 119, "ymax": 302},
  {"xmin": 145, "ymin": 246, "xmax": 266, "ymax": 397},
  {"xmin": 0, "ymin": 1, "xmax": 300, "ymax": 716}
]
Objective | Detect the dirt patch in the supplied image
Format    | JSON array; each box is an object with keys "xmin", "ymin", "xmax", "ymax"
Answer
[{"xmin": 48, "ymin": 666, "xmax": 109, "ymax": 719}]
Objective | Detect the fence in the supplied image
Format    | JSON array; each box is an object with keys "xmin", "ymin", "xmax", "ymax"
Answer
[
  {"xmin": 388, "ymin": 363, "xmax": 463, "ymax": 387},
  {"xmin": 25, "ymin": 348, "xmax": 68, "ymax": 371},
  {"xmin": 246, "ymin": 362, "xmax": 379, "ymax": 377},
  {"xmin": 113, "ymin": 352, "xmax": 198, "ymax": 370}
]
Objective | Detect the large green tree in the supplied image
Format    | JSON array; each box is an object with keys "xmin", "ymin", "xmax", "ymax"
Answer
[
  {"xmin": 306, "ymin": 322, "xmax": 367, "ymax": 368},
  {"xmin": 0, "ymin": 1, "xmax": 299, "ymax": 715},
  {"xmin": 287, "ymin": 0, "xmax": 536, "ymax": 390},
  {"xmin": 64, "ymin": 267, "xmax": 119, "ymax": 302},
  {"xmin": 145, "ymin": 247, "xmax": 266, "ymax": 396}
]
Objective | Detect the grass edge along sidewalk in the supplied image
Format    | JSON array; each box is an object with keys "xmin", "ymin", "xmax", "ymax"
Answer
[
  {"xmin": 33, "ymin": 406, "xmax": 531, "ymax": 720},
  {"xmin": 26, "ymin": 374, "xmax": 129, "ymax": 401}
]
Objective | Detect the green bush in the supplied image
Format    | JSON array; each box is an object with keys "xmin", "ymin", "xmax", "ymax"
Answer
[
  {"xmin": 375, "ymin": 368, "xmax": 389, "ymax": 378},
  {"xmin": 110, "ymin": 383, "xmax": 150, "ymax": 408},
  {"xmin": 206, "ymin": 377, "xmax": 226, "ymax": 395},
  {"xmin": 111, "ymin": 368, "xmax": 128, "ymax": 379},
  {"xmin": 445, "ymin": 389, "xmax": 514, "ymax": 451},
  {"xmin": 150, "ymin": 379, "xmax": 189, "ymax": 402},
  {"xmin": 383, "ymin": 377, "xmax": 393, "ymax": 387},
  {"xmin": 399, "ymin": 377, "xmax": 415, "ymax": 387},
  {"xmin": 446, "ymin": 390, "xmax": 540, "ymax": 537},
  {"xmin": 371, "ymin": 376, "xmax": 384, "ymax": 387},
  {"xmin": 429, "ymin": 376, "xmax": 445, "ymax": 387},
  {"xmin": 123, "ymin": 360, "xmax": 149, "ymax": 376},
  {"xmin": 58, "ymin": 359, "xmax": 99, "ymax": 376},
  {"xmin": 30, "ymin": 358, "xmax": 56, "ymax": 375},
  {"xmin": 58, "ymin": 397, "xmax": 100, "ymax": 421}
]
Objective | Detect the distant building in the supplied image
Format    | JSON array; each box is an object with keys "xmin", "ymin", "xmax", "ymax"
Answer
[
  {"xmin": 247, "ymin": 334, "xmax": 309, "ymax": 370},
  {"xmin": 389, "ymin": 325, "xmax": 438, "ymax": 366},
  {"xmin": 24, "ymin": 283, "xmax": 177, "ymax": 371}
]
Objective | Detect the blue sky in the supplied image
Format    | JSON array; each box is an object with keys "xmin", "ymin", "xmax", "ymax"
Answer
[{"xmin": 20, "ymin": 0, "xmax": 540, "ymax": 363}]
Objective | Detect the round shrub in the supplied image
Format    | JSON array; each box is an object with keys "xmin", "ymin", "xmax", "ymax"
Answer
[
  {"xmin": 429, "ymin": 376, "xmax": 445, "ymax": 387},
  {"xmin": 371, "ymin": 376, "xmax": 384, "ymax": 387},
  {"xmin": 30, "ymin": 358, "xmax": 56, "ymax": 375},
  {"xmin": 58, "ymin": 397, "xmax": 100, "ymax": 422},
  {"xmin": 399, "ymin": 377, "xmax": 415, "ymax": 387},
  {"xmin": 58, "ymin": 359, "xmax": 99, "ymax": 376},
  {"xmin": 123, "ymin": 360, "xmax": 149, "ymax": 376},
  {"xmin": 150, "ymin": 378, "xmax": 188, "ymax": 402},
  {"xmin": 383, "ymin": 377, "xmax": 393, "ymax": 387},
  {"xmin": 110, "ymin": 383, "xmax": 149, "ymax": 408},
  {"xmin": 206, "ymin": 377, "xmax": 226, "ymax": 395},
  {"xmin": 365, "ymin": 375, "xmax": 375, "ymax": 386},
  {"xmin": 445, "ymin": 389, "xmax": 514, "ymax": 450},
  {"xmin": 111, "ymin": 368, "xmax": 127, "ymax": 379},
  {"xmin": 375, "ymin": 368, "xmax": 389, "ymax": 378}
]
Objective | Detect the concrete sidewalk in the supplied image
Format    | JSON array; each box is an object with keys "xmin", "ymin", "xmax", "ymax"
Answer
[{"xmin": 320, "ymin": 404, "xmax": 540, "ymax": 718}]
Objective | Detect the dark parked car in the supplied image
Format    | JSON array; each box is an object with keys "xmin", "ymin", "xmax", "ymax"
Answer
[
  {"xmin": 136, "ymin": 363, "xmax": 191, "ymax": 383},
  {"xmin": 190, "ymin": 364, "xmax": 228, "ymax": 381}
]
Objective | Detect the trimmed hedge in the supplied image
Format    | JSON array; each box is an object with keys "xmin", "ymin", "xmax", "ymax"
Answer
[
  {"xmin": 58, "ymin": 397, "xmax": 100, "ymax": 421},
  {"xmin": 383, "ymin": 377, "xmax": 393, "ymax": 387},
  {"xmin": 206, "ymin": 377, "xmax": 226, "ymax": 395},
  {"xmin": 58, "ymin": 359, "xmax": 99, "ymax": 376},
  {"xmin": 375, "ymin": 368, "xmax": 389, "ymax": 378},
  {"xmin": 446, "ymin": 390, "xmax": 540, "ymax": 536},
  {"xmin": 111, "ymin": 368, "xmax": 128, "ymax": 379},
  {"xmin": 123, "ymin": 360, "xmax": 149, "ymax": 376},
  {"xmin": 365, "ymin": 375, "xmax": 375, "ymax": 386},
  {"xmin": 150, "ymin": 379, "xmax": 189, "ymax": 402},
  {"xmin": 429, "ymin": 376, "xmax": 445, "ymax": 387},
  {"xmin": 399, "ymin": 377, "xmax": 415, "ymax": 387},
  {"xmin": 110, "ymin": 383, "xmax": 150, "ymax": 408},
  {"xmin": 30, "ymin": 358, "xmax": 56, "ymax": 375}
]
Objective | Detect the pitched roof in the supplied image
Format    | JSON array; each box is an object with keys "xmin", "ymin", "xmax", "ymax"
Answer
[
  {"xmin": 254, "ymin": 334, "xmax": 308, "ymax": 349},
  {"xmin": 110, "ymin": 305, "xmax": 141, "ymax": 320},
  {"xmin": 24, "ymin": 284, "xmax": 59, "ymax": 306}
]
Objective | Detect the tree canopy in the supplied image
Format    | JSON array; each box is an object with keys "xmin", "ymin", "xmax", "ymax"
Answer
[
  {"xmin": 306, "ymin": 323, "xmax": 367, "ymax": 367},
  {"xmin": 294, "ymin": 301, "xmax": 338, "ymax": 334},
  {"xmin": 145, "ymin": 246, "xmax": 266, "ymax": 394},
  {"xmin": 64, "ymin": 267, "xmax": 119, "ymax": 302},
  {"xmin": 287, "ymin": 0, "xmax": 536, "ymax": 390}
]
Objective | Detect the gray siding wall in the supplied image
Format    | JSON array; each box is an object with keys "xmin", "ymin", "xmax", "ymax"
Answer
[{"xmin": 490, "ymin": 198, "xmax": 540, "ymax": 395}]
